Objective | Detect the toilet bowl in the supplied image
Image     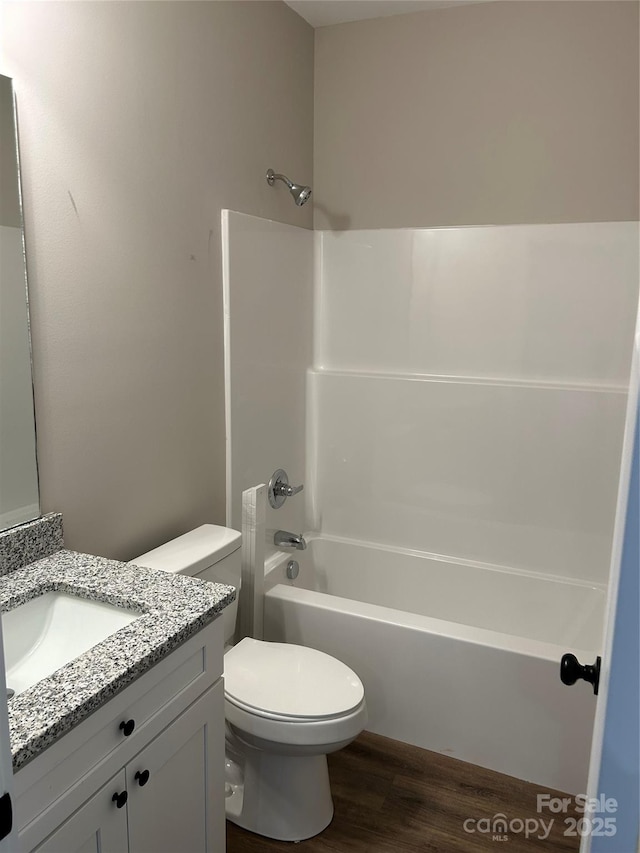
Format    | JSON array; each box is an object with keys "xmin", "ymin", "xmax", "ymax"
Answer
[
  {"xmin": 224, "ymin": 637, "xmax": 366, "ymax": 840},
  {"xmin": 130, "ymin": 524, "xmax": 367, "ymax": 842}
]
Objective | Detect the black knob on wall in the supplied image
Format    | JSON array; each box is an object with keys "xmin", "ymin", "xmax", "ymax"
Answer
[
  {"xmin": 112, "ymin": 791, "xmax": 128, "ymax": 809},
  {"xmin": 135, "ymin": 769, "xmax": 150, "ymax": 787},
  {"xmin": 119, "ymin": 719, "xmax": 135, "ymax": 737},
  {"xmin": 560, "ymin": 654, "xmax": 601, "ymax": 695}
]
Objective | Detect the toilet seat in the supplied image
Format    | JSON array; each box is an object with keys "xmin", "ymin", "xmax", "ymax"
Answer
[
  {"xmin": 225, "ymin": 693, "xmax": 362, "ymax": 724},
  {"xmin": 224, "ymin": 638, "xmax": 365, "ymax": 721},
  {"xmin": 225, "ymin": 693, "xmax": 368, "ymax": 750}
]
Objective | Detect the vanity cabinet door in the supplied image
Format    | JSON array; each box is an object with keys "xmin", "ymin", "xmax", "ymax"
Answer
[
  {"xmin": 33, "ymin": 770, "xmax": 128, "ymax": 853},
  {"xmin": 126, "ymin": 681, "xmax": 224, "ymax": 853}
]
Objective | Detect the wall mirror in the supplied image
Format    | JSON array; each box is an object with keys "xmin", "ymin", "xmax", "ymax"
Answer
[{"xmin": 0, "ymin": 73, "xmax": 40, "ymax": 530}]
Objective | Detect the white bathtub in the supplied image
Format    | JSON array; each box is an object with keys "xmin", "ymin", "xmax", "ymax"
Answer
[{"xmin": 263, "ymin": 535, "xmax": 604, "ymax": 793}]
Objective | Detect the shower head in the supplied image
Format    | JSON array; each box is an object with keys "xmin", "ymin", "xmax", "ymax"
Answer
[{"xmin": 266, "ymin": 168, "xmax": 312, "ymax": 207}]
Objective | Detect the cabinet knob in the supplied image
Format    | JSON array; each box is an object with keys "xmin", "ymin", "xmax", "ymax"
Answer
[
  {"xmin": 119, "ymin": 719, "xmax": 135, "ymax": 737},
  {"xmin": 134, "ymin": 769, "xmax": 150, "ymax": 787},
  {"xmin": 112, "ymin": 791, "xmax": 128, "ymax": 809}
]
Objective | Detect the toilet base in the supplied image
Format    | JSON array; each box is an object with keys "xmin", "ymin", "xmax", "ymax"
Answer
[{"xmin": 225, "ymin": 747, "xmax": 334, "ymax": 841}]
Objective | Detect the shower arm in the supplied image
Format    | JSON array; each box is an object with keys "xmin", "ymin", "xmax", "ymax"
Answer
[{"xmin": 266, "ymin": 170, "xmax": 293, "ymax": 189}]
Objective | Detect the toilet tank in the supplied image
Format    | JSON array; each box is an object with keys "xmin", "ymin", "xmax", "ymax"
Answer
[{"xmin": 129, "ymin": 524, "xmax": 242, "ymax": 644}]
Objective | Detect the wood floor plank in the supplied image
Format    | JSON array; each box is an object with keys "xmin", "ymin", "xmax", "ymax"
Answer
[{"xmin": 226, "ymin": 732, "xmax": 581, "ymax": 853}]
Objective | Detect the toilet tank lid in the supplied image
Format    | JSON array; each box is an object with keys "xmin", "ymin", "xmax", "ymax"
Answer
[{"xmin": 129, "ymin": 524, "xmax": 241, "ymax": 577}]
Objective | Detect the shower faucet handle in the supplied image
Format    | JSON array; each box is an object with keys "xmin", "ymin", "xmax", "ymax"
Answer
[
  {"xmin": 268, "ymin": 469, "xmax": 304, "ymax": 509},
  {"xmin": 276, "ymin": 482, "xmax": 303, "ymax": 498}
]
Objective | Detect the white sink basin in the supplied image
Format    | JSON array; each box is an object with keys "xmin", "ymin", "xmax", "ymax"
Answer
[{"xmin": 2, "ymin": 592, "xmax": 141, "ymax": 697}]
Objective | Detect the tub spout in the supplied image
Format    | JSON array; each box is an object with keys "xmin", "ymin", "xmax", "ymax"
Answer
[{"xmin": 274, "ymin": 530, "xmax": 307, "ymax": 550}]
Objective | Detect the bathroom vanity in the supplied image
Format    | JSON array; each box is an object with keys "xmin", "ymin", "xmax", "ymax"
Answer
[
  {"xmin": 15, "ymin": 619, "xmax": 224, "ymax": 853},
  {"xmin": 0, "ymin": 518, "xmax": 235, "ymax": 853}
]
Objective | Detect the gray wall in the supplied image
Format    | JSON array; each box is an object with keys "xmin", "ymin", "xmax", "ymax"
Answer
[
  {"xmin": 314, "ymin": 1, "xmax": 639, "ymax": 229},
  {"xmin": 0, "ymin": 1, "xmax": 314, "ymax": 559}
]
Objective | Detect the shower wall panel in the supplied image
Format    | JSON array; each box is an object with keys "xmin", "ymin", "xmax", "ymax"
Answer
[
  {"xmin": 317, "ymin": 223, "xmax": 638, "ymax": 384},
  {"xmin": 311, "ymin": 370, "xmax": 626, "ymax": 583},
  {"xmin": 312, "ymin": 222, "xmax": 639, "ymax": 585},
  {"xmin": 223, "ymin": 211, "xmax": 313, "ymax": 559}
]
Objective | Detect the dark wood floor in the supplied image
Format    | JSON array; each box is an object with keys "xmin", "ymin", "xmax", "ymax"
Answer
[{"xmin": 226, "ymin": 732, "xmax": 580, "ymax": 852}]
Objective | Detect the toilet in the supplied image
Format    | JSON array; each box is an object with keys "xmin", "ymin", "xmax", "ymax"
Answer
[{"xmin": 130, "ymin": 524, "xmax": 367, "ymax": 842}]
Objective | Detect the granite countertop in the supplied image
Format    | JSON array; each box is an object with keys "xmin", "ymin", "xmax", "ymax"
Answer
[{"xmin": 0, "ymin": 549, "xmax": 236, "ymax": 770}]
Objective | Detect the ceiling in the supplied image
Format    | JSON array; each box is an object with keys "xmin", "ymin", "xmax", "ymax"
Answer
[{"xmin": 284, "ymin": 0, "xmax": 484, "ymax": 29}]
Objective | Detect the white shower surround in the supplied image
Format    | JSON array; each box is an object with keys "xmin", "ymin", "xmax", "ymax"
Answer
[
  {"xmin": 311, "ymin": 222, "xmax": 638, "ymax": 586},
  {"xmin": 263, "ymin": 536, "xmax": 603, "ymax": 792},
  {"xmin": 224, "ymin": 215, "xmax": 639, "ymax": 789}
]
